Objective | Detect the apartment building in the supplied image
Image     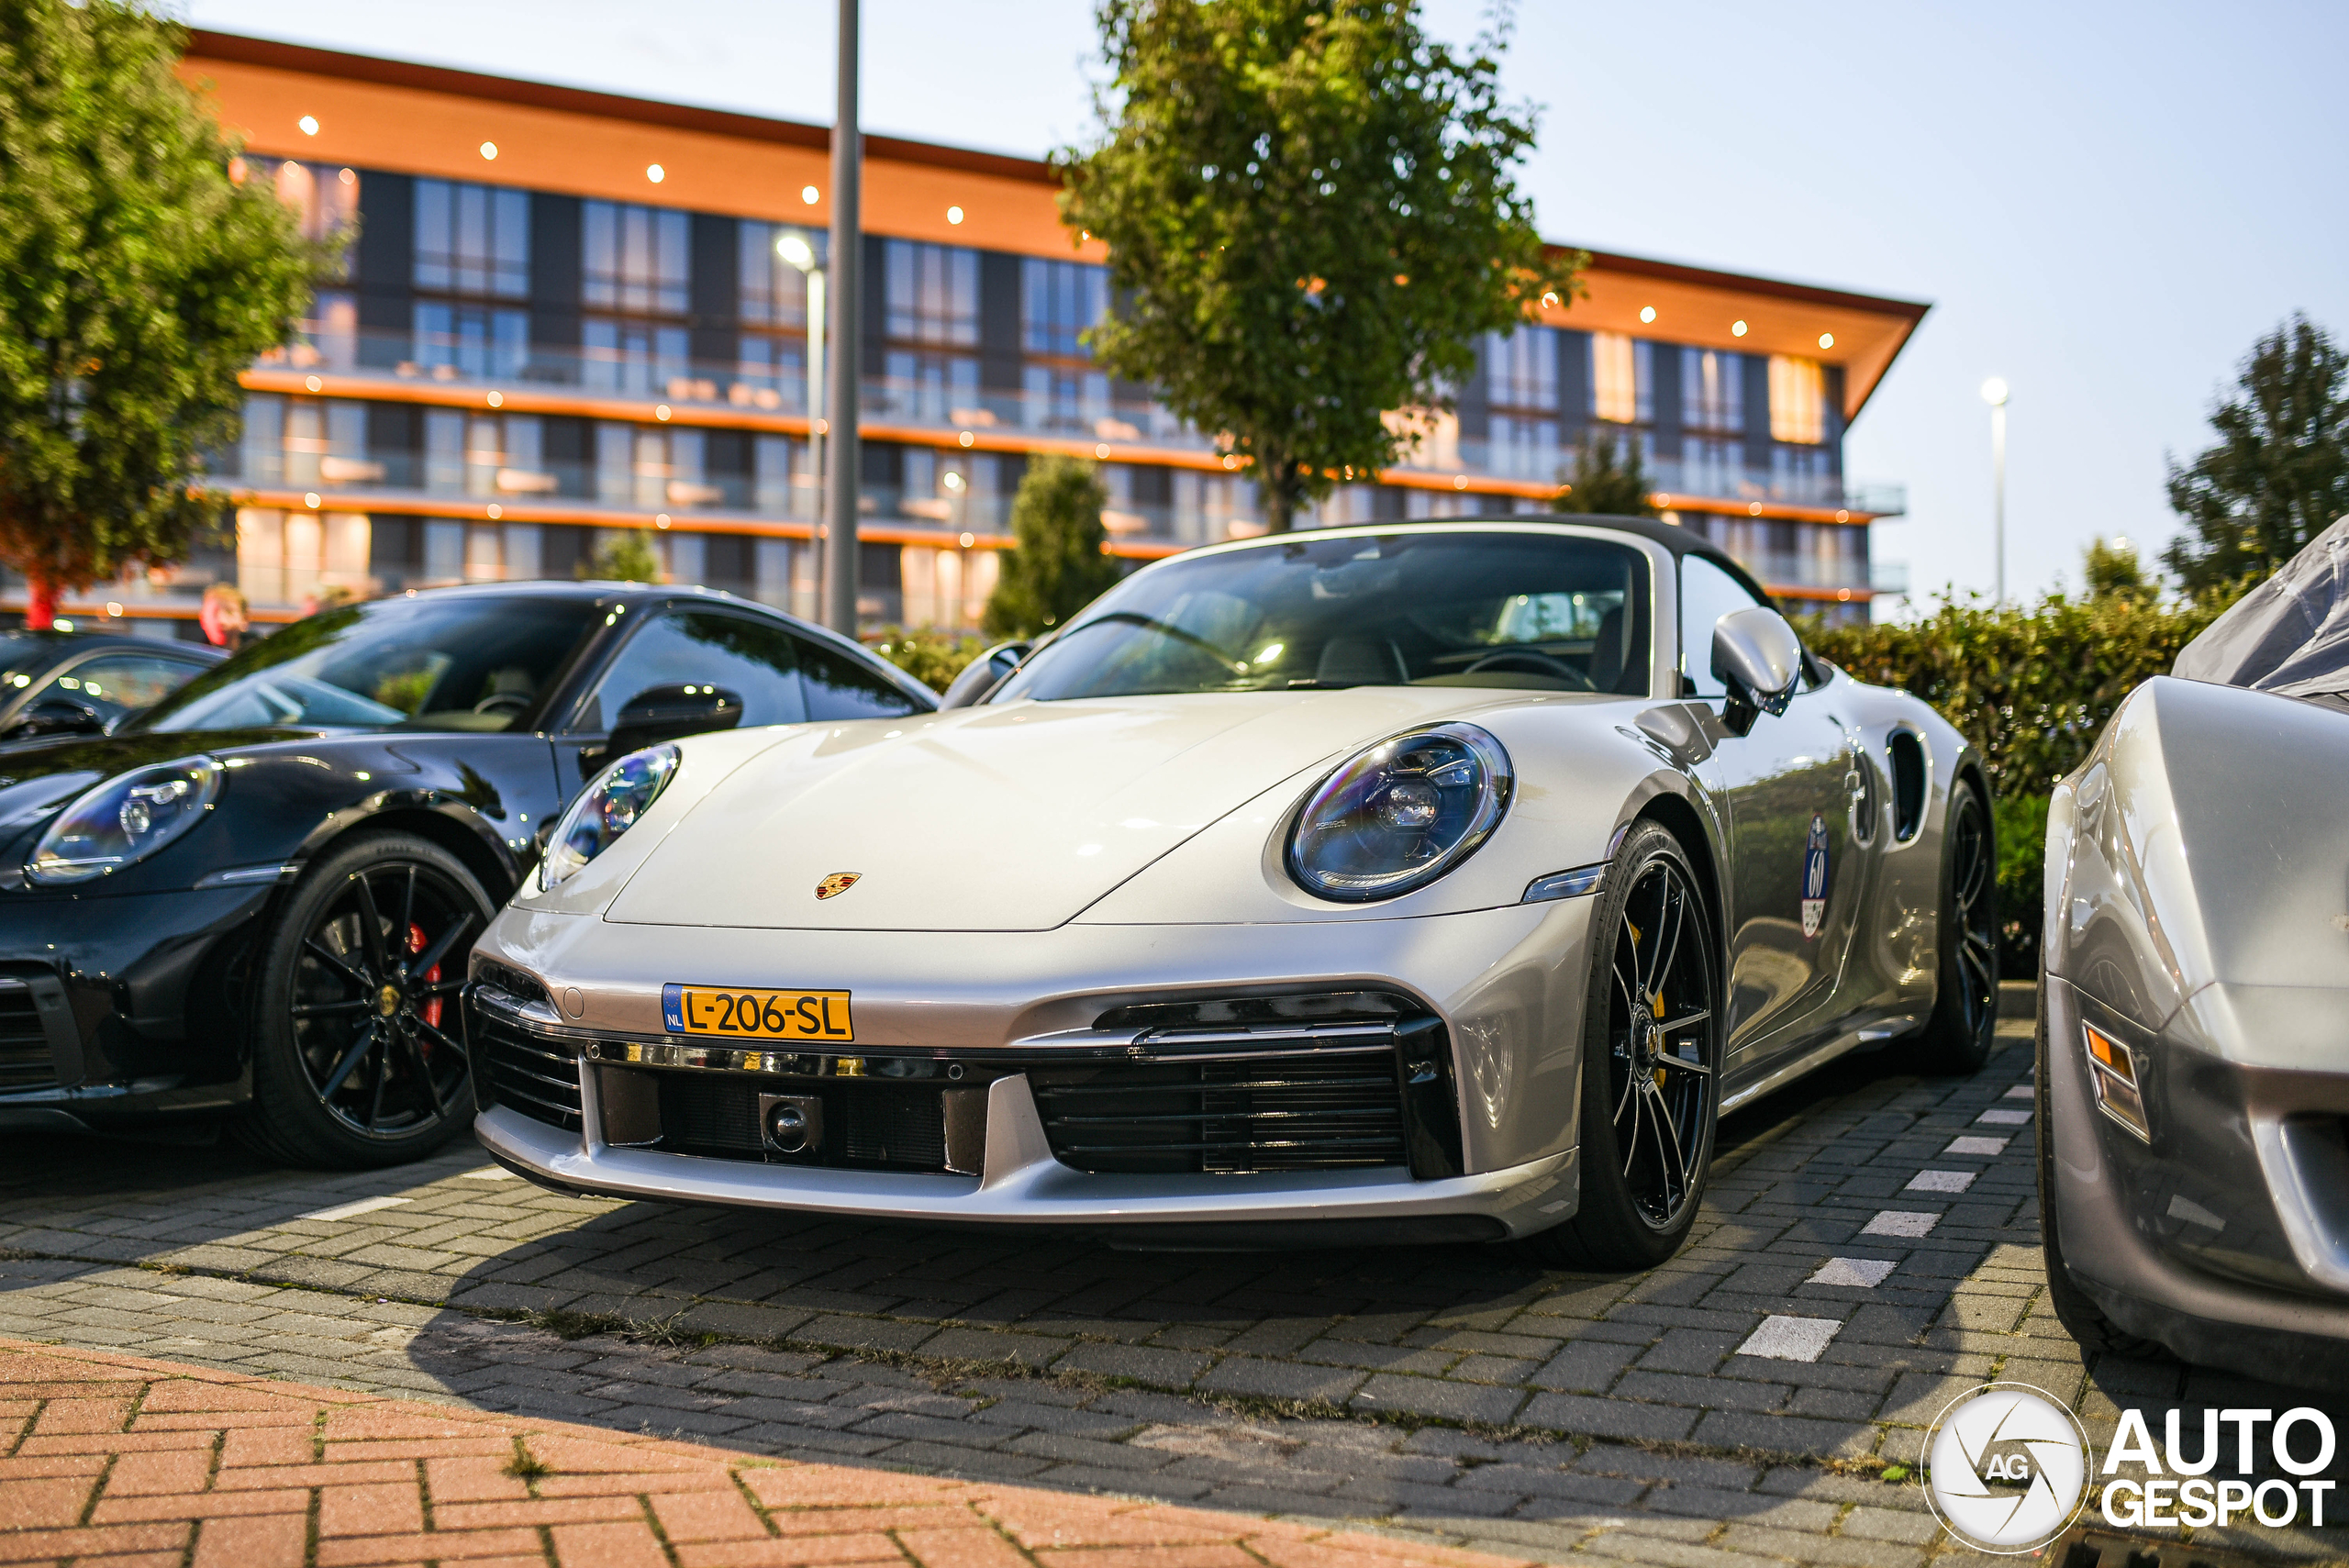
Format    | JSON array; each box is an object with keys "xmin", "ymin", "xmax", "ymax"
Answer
[{"xmin": 23, "ymin": 31, "xmax": 1923, "ymax": 634}]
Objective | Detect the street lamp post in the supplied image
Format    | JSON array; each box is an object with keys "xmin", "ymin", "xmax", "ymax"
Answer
[
  {"xmin": 823, "ymin": 0, "xmax": 862, "ymax": 637},
  {"xmin": 1980, "ymin": 377, "xmax": 2009, "ymax": 605},
  {"xmin": 776, "ymin": 235, "xmax": 824, "ymax": 606}
]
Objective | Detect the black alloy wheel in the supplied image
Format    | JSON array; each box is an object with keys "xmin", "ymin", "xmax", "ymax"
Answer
[
  {"xmin": 236, "ymin": 833, "xmax": 494, "ymax": 1168},
  {"xmin": 1523, "ymin": 820, "xmax": 1723, "ymax": 1268},
  {"xmin": 1914, "ymin": 783, "xmax": 1998, "ymax": 1073}
]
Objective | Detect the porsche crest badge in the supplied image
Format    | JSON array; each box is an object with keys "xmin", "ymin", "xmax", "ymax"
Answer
[
  {"xmin": 1799, "ymin": 814, "xmax": 1830, "ymax": 938},
  {"xmin": 815, "ymin": 873, "xmax": 862, "ymax": 900}
]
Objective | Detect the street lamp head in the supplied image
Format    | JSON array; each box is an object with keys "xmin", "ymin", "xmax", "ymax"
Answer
[
  {"xmin": 776, "ymin": 234, "xmax": 816, "ymax": 272},
  {"xmin": 1980, "ymin": 376, "xmax": 2009, "ymax": 406}
]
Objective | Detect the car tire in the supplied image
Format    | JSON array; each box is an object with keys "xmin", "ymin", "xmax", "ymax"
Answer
[
  {"xmin": 1520, "ymin": 821, "xmax": 1723, "ymax": 1270},
  {"xmin": 2034, "ymin": 1006, "xmax": 2170, "ymax": 1360},
  {"xmin": 233, "ymin": 832, "xmax": 493, "ymax": 1169},
  {"xmin": 1913, "ymin": 781, "xmax": 1998, "ymax": 1075}
]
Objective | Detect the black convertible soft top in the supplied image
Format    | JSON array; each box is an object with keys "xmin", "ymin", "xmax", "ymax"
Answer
[{"xmin": 2173, "ymin": 515, "xmax": 2349, "ymax": 699}]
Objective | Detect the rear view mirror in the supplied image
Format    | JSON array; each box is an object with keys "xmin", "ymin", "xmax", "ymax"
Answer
[
  {"xmin": 2, "ymin": 697, "xmax": 106, "ymax": 744},
  {"xmin": 607, "ymin": 684, "xmax": 744, "ymax": 757},
  {"xmin": 939, "ymin": 640, "xmax": 1031, "ymax": 708},
  {"xmin": 1711, "ymin": 606, "xmax": 1803, "ymax": 735}
]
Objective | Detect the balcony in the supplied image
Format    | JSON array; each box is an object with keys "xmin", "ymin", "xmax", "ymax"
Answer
[{"xmin": 253, "ymin": 327, "xmax": 1905, "ymax": 519}]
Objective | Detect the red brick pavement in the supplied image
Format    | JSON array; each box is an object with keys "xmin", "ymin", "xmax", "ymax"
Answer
[{"xmin": 0, "ymin": 1337, "xmax": 1533, "ymax": 1568}]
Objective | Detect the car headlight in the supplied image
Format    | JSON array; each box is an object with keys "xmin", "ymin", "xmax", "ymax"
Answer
[
  {"xmin": 1286, "ymin": 724, "xmax": 1513, "ymax": 902},
  {"xmin": 28, "ymin": 756, "xmax": 223, "ymax": 884},
  {"xmin": 540, "ymin": 744, "xmax": 679, "ymax": 890}
]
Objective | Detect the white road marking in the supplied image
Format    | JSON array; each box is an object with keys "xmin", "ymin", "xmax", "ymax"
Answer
[
  {"xmin": 1905, "ymin": 1170, "xmax": 1976, "ymax": 1194},
  {"xmin": 1737, "ymin": 1315, "xmax": 1842, "ymax": 1362},
  {"xmin": 1861, "ymin": 1210, "xmax": 1939, "ymax": 1238},
  {"xmin": 2003, "ymin": 1084, "xmax": 2033, "ymax": 1100},
  {"xmin": 299, "ymin": 1195, "xmax": 412, "ymax": 1222},
  {"xmin": 459, "ymin": 1167, "xmax": 518, "ymax": 1180},
  {"xmin": 1976, "ymin": 1107, "xmax": 2032, "ymax": 1126},
  {"xmin": 1944, "ymin": 1136, "xmax": 2008, "ymax": 1156},
  {"xmin": 1808, "ymin": 1257, "xmax": 1897, "ymax": 1288}
]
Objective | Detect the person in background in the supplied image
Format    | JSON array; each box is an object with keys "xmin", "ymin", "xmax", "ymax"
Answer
[{"xmin": 199, "ymin": 583, "xmax": 249, "ymax": 651}]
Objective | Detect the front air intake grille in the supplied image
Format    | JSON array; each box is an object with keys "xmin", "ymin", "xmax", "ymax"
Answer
[
  {"xmin": 1028, "ymin": 1044, "xmax": 1408, "ymax": 1175},
  {"xmin": 0, "ymin": 981, "xmax": 55, "ymax": 1093},
  {"xmin": 472, "ymin": 1010, "xmax": 583, "ymax": 1133},
  {"xmin": 655, "ymin": 1073, "xmax": 949, "ymax": 1170}
]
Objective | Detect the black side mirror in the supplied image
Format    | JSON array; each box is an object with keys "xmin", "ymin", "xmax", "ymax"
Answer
[
  {"xmin": 607, "ymin": 684, "xmax": 744, "ymax": 757},
  {"xmin": 939, "ymin": 641, "xmax": 1032, "ymax": 708},
  {"xmin": 4, "ymin": 697, "xmax": 106, "ymax": 743},
  {"xmin": 1710, "ymin": 607, "xmax": 1804, "ymax": 737}
]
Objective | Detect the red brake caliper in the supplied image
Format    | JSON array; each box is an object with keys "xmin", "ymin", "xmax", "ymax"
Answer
[{"xmin": 406, "ymin": 922, "xmax": 442, "ymax": 1034}]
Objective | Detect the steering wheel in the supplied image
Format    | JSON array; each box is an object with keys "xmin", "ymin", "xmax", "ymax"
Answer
[
  {"xmin": 473, "ymin": 691, "xmax": 532, "ymax": 717},
  {"xmin": 1463, "ymin": 650, "xmax": 1596, "ymax": 690}
]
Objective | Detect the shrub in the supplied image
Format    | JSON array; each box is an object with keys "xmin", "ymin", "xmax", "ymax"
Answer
[
  {"xmin": 1805, "ymin": 588, "xmax": 2242, "ymax": 973},
  {"xmin": 870, "ymin": 626, "xmax": 984, "ymax": 693}
]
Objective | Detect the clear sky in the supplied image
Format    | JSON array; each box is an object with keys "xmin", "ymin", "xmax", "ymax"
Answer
[{"xmin": 177, "ymin": 0, "xmax": 2349, "ymax": 617}]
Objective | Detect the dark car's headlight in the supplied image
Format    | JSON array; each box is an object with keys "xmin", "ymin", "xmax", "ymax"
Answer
[
  {"xmin": 540, "ymin": 744, "xmax": 679, "ymax": 891},
  {"xmin": 1286, "ymin": 724, "xmax": 1513, "ymax": 902},
  {"xmin": 27, "ymin": 756, "xmax": 223, "ymax": 884}
]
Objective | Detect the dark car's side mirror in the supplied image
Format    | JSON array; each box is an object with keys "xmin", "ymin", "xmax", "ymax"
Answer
[
  {"xmin": 607, "ymin": 684, "xmax": 744, "ymax": 757},
  {"xmin": 1711, "ymin": 607, "xmax": 1804, "ymax": 736},
  {"xmin": 939, "ymin": 641, "xmax": 1031, "ymax": 709},
  {"xmin": 2, "ymin": 697, "xmax": 107, "ymax": 743}
]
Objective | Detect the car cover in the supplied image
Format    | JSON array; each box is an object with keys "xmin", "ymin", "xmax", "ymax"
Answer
[{"xmin": 2172, "ymin": 514, "xmax": 2349, "ymax": 699}]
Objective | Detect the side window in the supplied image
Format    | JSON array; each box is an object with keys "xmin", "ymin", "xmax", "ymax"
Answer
[
  {"xmin": 1677, "ymin": 555, "xmax": 1766, "ymax": 700},
  {"xmin": 38, "ymin": 653, "xmax": 207, "ymax": 720},
  {"xmin": 800, "ymin": 639, "xmax": 922, "ymax": 720},
  {"xmin": 578, "ymin": 611, "xmax": 809, "ymax": 732}
]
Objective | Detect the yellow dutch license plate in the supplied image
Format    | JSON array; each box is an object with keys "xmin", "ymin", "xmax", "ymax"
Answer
[{"xmin": 662, "ymin": 984, "xmax": 853, "ymax": 1042}]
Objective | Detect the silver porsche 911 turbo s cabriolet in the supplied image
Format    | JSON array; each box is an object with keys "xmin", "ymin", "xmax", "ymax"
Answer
[
  {"xmin": 464, "ymin": 517, "xmax": 1995, "ymax": 1264},
  {"xmin": 2041, "ymin": 516, "xmax": 2349, "ymax": 1383}
]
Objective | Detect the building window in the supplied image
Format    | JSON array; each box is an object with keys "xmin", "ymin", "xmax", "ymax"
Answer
[
  {"xmin": 1768, "ymin": 354, "xmax": 1827, "ymax": 444},
  {"xmin": 1772, "ymin": 444, "xmax": 1831, "ymax": 504},
  {"xmin": 415, "ymin": 302, "xmax": 529, "ymax": 381},
  {"xmin": 415, "ymin": 180, "xmax": 529, "ymax": 298},
  {"xmin": 1590, "ymin": 332, "xmax": 1652, "ymax": 425},
  {"xmin": 1022, "ymin": 365, "xmax": 1109, "ymax": 432},
  {"xmin": 1487, "ymin": 328, "xmax": 1558, "ymax": 411},
  {"xmin": 740, "ymin": 225, "xmax": 825, "ymax": 328},
  {"xmin": 1022, "ymin": 259, "xmax": 1107, "ymax": 357},
  {"xmin": 584, "ymin": 320, "xmax": 688, "ymax": 396},
  {"xmin": 1681, "ymin": 348, "xmax": 1743, "ymax": 433},
  {"xmin": 1681, "ymin": 436, "xmax": 1743, "ymax": 501},
  {"xmin": 885, "ymin": 240, "xmax": 979, "ymax": 346},
  {"xmin": 885, "ymin": 350, "xmax": 981, "ymax": 424},
  {"xmin": 584, "ymin": 202, "xmax": 689, "ymax": 315},
  {"xmin": 1487, "ymin": 328, "xmax": 1559, "ymax": 479}
]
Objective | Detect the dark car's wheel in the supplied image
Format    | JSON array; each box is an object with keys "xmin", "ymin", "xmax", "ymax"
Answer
[
  {"xmin": 2034, "ymin": 1006, "xmax": 2169, "ymax": 1360},
  {"xmin": 234, "ymin": 833, "xmax": 493, "ymax": 1169},
  {"xmin": 1913, "ymin": 781, "xmax": 1998, "ymax": 1074},
  {"xmin": 1521, "ymin": 821, "xmax": 1722, "ymax": 1269}
]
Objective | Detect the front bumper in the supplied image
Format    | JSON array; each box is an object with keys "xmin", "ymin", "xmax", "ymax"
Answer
[
  {"xmin": 467, "ymin": 897, "xmax": 1598, "ymax": 1238},
  {"xmin": 0, "ymin": 885, "xmax": 273, "ymax": 1126},
  {"xmin": 2044, "ymin": 973, "xmax": 2349, "ymax": 1383},
  {"xmin": 475, "ymin": 1078, "xmax": 1574, "ymax": 1243}
]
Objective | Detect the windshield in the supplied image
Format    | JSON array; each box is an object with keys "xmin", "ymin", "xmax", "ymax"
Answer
[
  {"xmin": 995, "ymin": 530, "xmax": 1651, "ymax": 703},
  {"xmin": 132, "ymin": 595, "xmax": 599, "ymax": 734}
]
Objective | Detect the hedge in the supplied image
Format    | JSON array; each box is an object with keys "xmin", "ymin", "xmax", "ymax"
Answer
[{"xmin": 1808, "ymin": 590, "xmax": 2235, "ymax": 970}]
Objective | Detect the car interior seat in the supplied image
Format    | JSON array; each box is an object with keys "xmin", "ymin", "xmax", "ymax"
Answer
[{"xmin": 1316, "ymin": 635, "xmax": 1408, "ymax": 686}]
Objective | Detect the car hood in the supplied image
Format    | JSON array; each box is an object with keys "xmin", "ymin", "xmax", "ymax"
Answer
[{"xmin": 606, "ymin": 687, "xmax": 1550, "ymax": 932}]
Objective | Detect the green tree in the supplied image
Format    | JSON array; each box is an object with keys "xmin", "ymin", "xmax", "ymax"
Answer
[
  {"xmin": 984, "ymin": 456, "xmax": 1121, "ymax": 638},
  {"xmin": 1552, "ymin": 427, "xmax": 1659, "ymax": 517},
  {"xmin": 1060, "ymin": 0, "xmax": 1578, "ymax": 534},
  {"xmin": 2163, "ymin": 314, "xmax": 2349, "ymax": 594},
  {"xmin": 0, "ymin": 0, "xmax": 322, "ymax": 627},
  {"xmin": 590, "ymin": 528, "xmax": 662, "ymax": 584},
  {"xmin": 2082, "ymin": 536, "xmax": 2153, "ymax": 603}
]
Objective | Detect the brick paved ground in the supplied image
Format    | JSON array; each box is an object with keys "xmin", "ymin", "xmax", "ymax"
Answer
[
  {"xmin": 4, "ymin": 1006, "xmax": 2345, "ymax": 1565},
  {"xmin": 0, "ymin": 1336, "xmax": 1528, "ymax": 1568}
]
